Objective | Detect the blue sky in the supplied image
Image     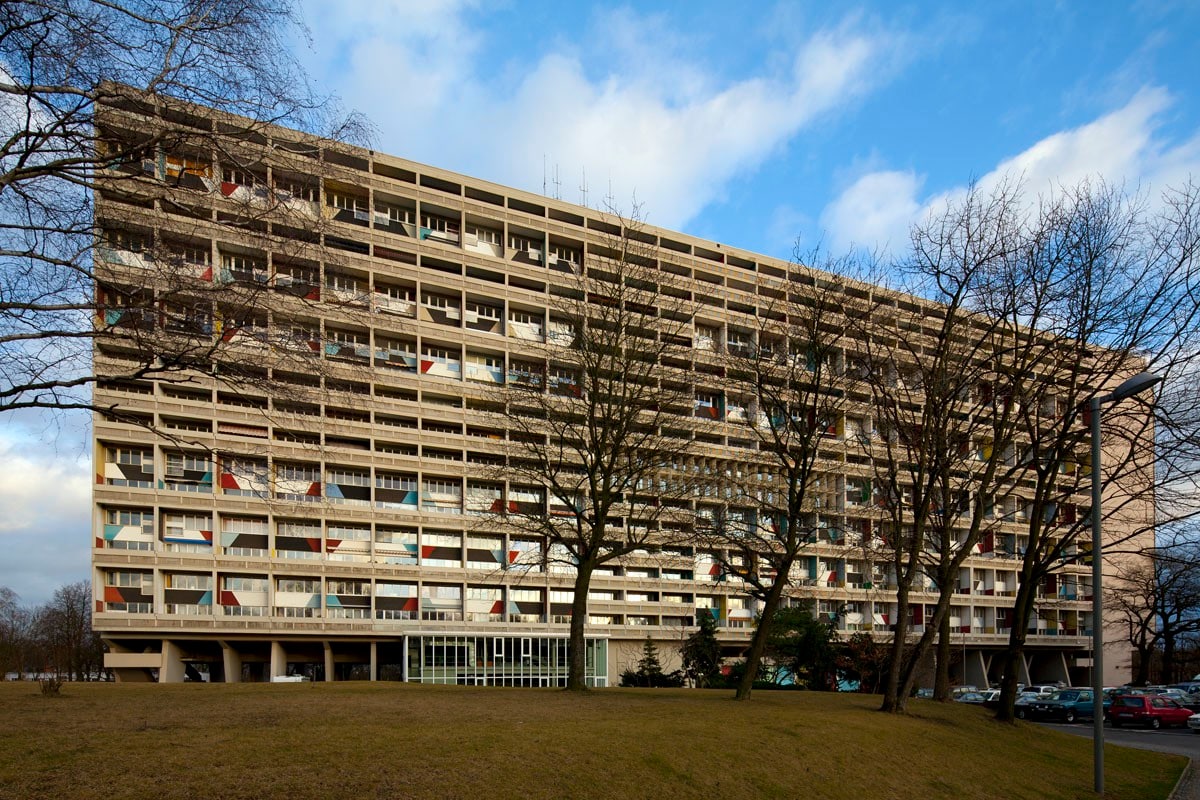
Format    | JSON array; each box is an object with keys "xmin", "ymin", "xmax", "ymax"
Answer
[{"xmin": 3, "ymin": 0, "xmax": 1200, "ymax": 604}]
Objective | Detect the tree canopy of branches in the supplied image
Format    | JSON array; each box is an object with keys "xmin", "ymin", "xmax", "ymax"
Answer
[
  {"xmin": 859, "ymin": 182, "xmax": 1040, "ymax": 711},
  {"xmin": 702, "ymin": 252, "xmax": 858, "ymax": 700},
  {"xmin": 495, "ymin": 208, "xmax": 697, "ymax": 690},
  {"xmin": 1, "ymin": 583, "xmax": 104, "ymax": 680},
  {"xmin": 0, "ymin": 0, "xmax": 366, "ymax": 421},
  {"xmin": 1108, "ymin": 540, "xmax": 1200, "ymax": 684},
  {"xmin": 868, "ymin": 179, "xmax": 1200, "ymax": 717}
]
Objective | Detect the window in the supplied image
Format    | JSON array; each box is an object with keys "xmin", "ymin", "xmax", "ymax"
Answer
[
  {"xmin": 276, "ymin": 462, "xmax": 320, "ymax": 502},
  {"xmin": 421, "ymin": 214, "xmax": 459, "ymax": 235},
  {"xmin": 466, "ymin": 224, "xmax": 501, "ymax": 245},
  {"xmin": 219, "ymin": 516, "xmax": 267, "ymax": 557},
  {"xmin": 221, "ymin": 457, "xmax": 268, "ymax": 498},
  {"xmin": 166, "ymin": 573, "xmax": 212, "ymax": 590},
  {"xmin": 163, "ymin": 512, "xmax": 213, "ymax": 553},
  {"xmin": 102, "ymin": 508, "xmax": 154, "ymax": 551},
  {"xmin": 275, "ymin": 175, "xmax": 318, "ymax": 203},
  {"xmin": 104, "ymin": 446, "xmax": 152, "ymax": 488},
  {"xmin": 328, "ymin": 192, "xmax": 366, "ymax": 212},
  {"xmin": 549, "ymin": 243, "xmax": 581, "ymax": 265},
  {"xmin": 164, "ymin": 452, "xmax": 213, "ymax": 493},
  {"xmin": 275, "ymin": 520, "xmax": 321, "ymax": 560},
  {"xmin": 221, "ymin": 252, "xmax": 266, "ymax": 282}
]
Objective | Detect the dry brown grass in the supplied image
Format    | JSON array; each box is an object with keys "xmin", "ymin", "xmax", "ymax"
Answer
[{"xmin": 0, "ymin": 682, "xmax": 1184, "ymax": 800}]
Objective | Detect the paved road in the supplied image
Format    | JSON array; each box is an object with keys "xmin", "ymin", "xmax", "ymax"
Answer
[{"xmin": 1038, "ymin": 721, "xmax": 1200, "ymax": 798}]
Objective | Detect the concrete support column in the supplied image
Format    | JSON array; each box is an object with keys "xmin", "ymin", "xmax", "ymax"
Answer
[
  {"xmin": 1018, "ymin": 653, "xmax": 1032, "ymax": 685},
  {"xmin": 160, "ymin": 640, "xmax": 186, "ymax": 683},
  {"xmin": 221, "ymin": 641, "xmax": 242, "ymax": 683},
  {"xmin": 370, "ymin": 641, "xmax": 377, "ymax": 682},
  {"xmin": 324, "ymin": 642, "xmax": 335, "ymax": 682},
  {"xmin": 270, "ymin": 641, "xmax": 286, "ymax": 679},
  {"xmin": 965, "ymin": 650, "xmax": 988, "ymax": 688},
  {"xmin": 1053, "ymin": 652, "xmax": 1071, "ymax": 686}
]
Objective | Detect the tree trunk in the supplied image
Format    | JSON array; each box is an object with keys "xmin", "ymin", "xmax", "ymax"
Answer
[
  {"xmin": 880, "ymin": 585, "xmax": 910, "ymax": 713},
  {"xmin": 734, "ymin": 559, "xmax": 792, "ymax": 701},
  {"xmin": 1133, "ymin": 644, "xmax": 1153, "ymax": 685},
  {"xmin": 994, "ymin": 594, "xmax": 1035, "ymax": 721},
  {"xmin": 1162, "ymin": 635, "xmax": 1176, "ymax": 684},
  {"xmin": 934, "ymin": 612, "xmax": 952, "ymax": 701},
  {"xmin": 566, "ymin": 560, "xmax": 595, "ymax": 691},
  {"xmin": 994, "ymin": 641, "xmax": 1024, "ymax": 723}
]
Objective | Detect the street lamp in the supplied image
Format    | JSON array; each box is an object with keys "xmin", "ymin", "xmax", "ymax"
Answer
[{"xmin": 1090, "ymin": 370, "xmax": 1161, "ymax": 795}]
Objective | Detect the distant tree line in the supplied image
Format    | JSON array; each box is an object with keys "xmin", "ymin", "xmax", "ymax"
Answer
[{"xmin": 0, "ymin": 583, "xmax": 105, "ymax": 681}]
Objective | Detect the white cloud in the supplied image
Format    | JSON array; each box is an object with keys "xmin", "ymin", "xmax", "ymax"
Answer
[
  {"xmin": 820, "ymin": 169, "xmax": 922, "ymax": 253},
  {"xmin": 820, "ymin": 86, "xmax": 1200, "ymax": 254},
  {"xmin": 0, "ymin": 421, "xmax": 91, "ymax": 606},
  {"xmin": 299, "ymin": 3, "xmax": 911, "ymax": 229}
]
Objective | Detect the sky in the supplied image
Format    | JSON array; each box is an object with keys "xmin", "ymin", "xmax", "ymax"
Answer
[{"xmin": 4, "ymin": 0, "xmax": 1200, "ymax": 605}]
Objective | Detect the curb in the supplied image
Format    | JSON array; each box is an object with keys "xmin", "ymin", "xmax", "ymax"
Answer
[{"xmin": 1168, "ymin": 756, "xmax": 1194, "ymax": 800}]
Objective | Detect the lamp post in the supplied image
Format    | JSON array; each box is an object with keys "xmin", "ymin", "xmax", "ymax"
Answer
[{"xmin": 1090, "ymin": 370, "xmax": 1161, "ymax": 795}]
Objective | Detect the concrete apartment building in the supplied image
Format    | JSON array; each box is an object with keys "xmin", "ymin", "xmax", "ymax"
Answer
[{"xmin": 91, "ymin": 96, "xmax": 1149, "ymax": 686}]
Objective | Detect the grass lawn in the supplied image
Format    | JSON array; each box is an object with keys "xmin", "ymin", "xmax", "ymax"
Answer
[{"xmin": 0, "ymin": 682, "xmax": 1185, "ymax": 800}]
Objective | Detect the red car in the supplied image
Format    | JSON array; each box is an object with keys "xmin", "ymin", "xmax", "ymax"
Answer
[{"xmin": 1109, "ymin": 695, "xmax": 1194, "ymax": 729}]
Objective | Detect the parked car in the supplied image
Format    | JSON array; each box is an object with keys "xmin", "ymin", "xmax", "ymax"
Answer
[
  {"xmin": 956, "ymin": 692, "xmax": 986, "ymax": 704},
  {"xmin": 1027, "ymin": 688, "xmax": 1096, "ymax": 723},
  {"xmin": 980, "ymin": 689, "xmax": 1002, "ymax": 709},
  {"xmin": 1026, "ymin": 684, "xmax": 1061, "ymax": 697},
  {"xmin": 1170, "ymin": 682, "xmax": 1200, "ymax": 695},
  {"xmin": 914, "ymin": 688, "xmax": 935, "ymax": 699},
  {"xmin": 1108, "ymin": 695, "xmax": 1194, "ymax": 729},
  {"xmin": 1014, "ymin": 691, "xmax": 1042, "ymax": 719},
  {"xmin": 1189, "ymin": 713, "xmax": 1200, "ymax": 734}
]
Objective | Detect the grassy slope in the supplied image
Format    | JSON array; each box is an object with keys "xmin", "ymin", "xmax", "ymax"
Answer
[{"xmin": 0, "ymin": 683, "xmax": 1184, "ymax": 800}]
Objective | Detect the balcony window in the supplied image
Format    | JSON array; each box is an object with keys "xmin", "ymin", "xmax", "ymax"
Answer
[
  {"xmin": 220, "ymin": 516, "xmax": 267, "ymax": 557},
  {"xmin": 324, "ymin": 329, "xmax": 369, "ymax": 362},
  {"xmin": 420, "ymin": 213, "xmax": 460, "ymax": 244},
  {"xmin": 420, "ymin": 345, "xmax": 461, "ymax": 378},
  {"xmin": 103, "ymin": 446, "xmax": 153, "ymax": 488},
  {"xmin": 101, "ymin": 507, "xmax": 154, "ymax": 551},
  {"xmin": 163, "ymin": 512, "xmax": 213, "ymax": 552},
  {"xmin": 163, "ymin": 452, "xmax": 212, "ymax": 493},
  {"xmin": 421, "ymin": 478, "xmax": 463, "ymax": 514},
  {"xmin": 464, "ymin": 223, "xmax": 503, "ymax": 257},
  {"xmin": 276, "ymin": 521, "xmax": 321, "ymax": 559},
  {"xmin": 275, "ymin": 463, "xmax": 320, "ymax": 502}
]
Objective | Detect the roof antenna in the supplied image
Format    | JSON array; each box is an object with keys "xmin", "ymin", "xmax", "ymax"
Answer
[{"xmin": 579, "ymin": 167, "xmax": 589, "ymax": 208}]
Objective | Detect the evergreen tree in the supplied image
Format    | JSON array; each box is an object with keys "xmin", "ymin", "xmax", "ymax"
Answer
[
  {"xmin": 637, "ymin": 636, "xmax": 664, "ymax": 687},
  {"xmin": 681, "ymin": 612, "xmax": 723, "ymax": 688}
]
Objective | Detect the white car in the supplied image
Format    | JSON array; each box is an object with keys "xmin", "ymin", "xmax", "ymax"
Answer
[{"xmin": 1189, "ymin": 713, "xmax": 1200, "ymax": 734}]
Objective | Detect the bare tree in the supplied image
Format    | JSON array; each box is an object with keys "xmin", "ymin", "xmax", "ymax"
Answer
[
  {"xmin": 0, "ymin": 0, "xmax": 367, "ymax": 423},
  {"xmin": 860, "ymin": 181, "xmax": 1036, "ymax": 712},
  {"xmin": 35, "ymin": 581, "xmax": 104, "ymax": 681},
  {"xmin": 1108, "ymin": 542, "xmax": 1200, "ymax": 684},
  {"xmin": 0, "ymin": 586, "xmax": 36, "ymax": 678},
  {"xmin": 979, "ymin": 182, "xmax": 1200, "ymax": 721},
  {"xmin": 857, "ymin": 179, "xmax": 1200, "ymax": 715},
  {"xmin": 700, "ymin": 249, "xmax": 860, "ymax": 700},
  {"xmin": 810, "ymin": 185, "xmax": 1041, "ymax": 709},
  {"xmin": 494, "ymin": 207, "xmax": 697, "ymax": 690}
]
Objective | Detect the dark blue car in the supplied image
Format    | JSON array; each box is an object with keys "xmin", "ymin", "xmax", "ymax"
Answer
[{"xmin": 1027, "ymin": 688, "xmax": 1096, "ymax": 723}]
